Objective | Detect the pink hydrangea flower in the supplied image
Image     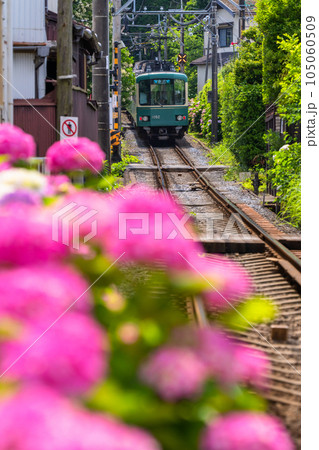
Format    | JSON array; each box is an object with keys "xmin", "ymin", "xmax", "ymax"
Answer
[
  {"xmin": 1, "ymin": 312, "xmax": 107, "ymax": 395},
  {"xmin": 50, "ymin": 189, "xmax": 115, "ymax": 249},
  {"xmin": 0, "ymin": 123, "xmax": 36, "ymax": 161},
  {"xmin": 140, "ymin": 346, "xmax": 209, "ymax": 401},
  {"xmin": 0, "ymin": 385, "xmax": 161, "ymax": 450},
  {"xmin": 106, "ymin": 184, "xmax": 203, "ymax": 268},
  {"xmin": 46, "ymin": 137, "xmax": 105, "ymax": 173},
  {"xmin": 171, "ymin": 326, "xmax": 269, "ymax": 388},
  {"xmin": 195, "ymin": 327, "xmax": 240, "ymax": 385},
  {"xmin": 46, "ymin": 174, "xmax": 75, "ymax": 195},
  {"xmin": 0, "ymin": 161, "xmax": 11, "ymax": 171},
  {"xmin": 232, "ymin": 344, "xmax": 269, "ymax": 390},
  {"xmin": 0, "ymin": 263, "xmax": 92, "ymax": 321},
  {"xmin": 0, "ymin": 203, "xmax": 69, "ymax": 265},
  {"xmin": 0, "ymin": 189, "xmax": 41, "ymax": 206},
  {"xmin": 201, "ymin": 412, "xmax": 295, "ymax": 450},
  {"xmin": 173, "ymin": 254, "xmax": 252, "ymax": 310}
]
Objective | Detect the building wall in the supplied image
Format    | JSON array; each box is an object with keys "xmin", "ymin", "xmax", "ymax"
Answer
[
  {"xmin": 13, "ymin": 52, "xmax": 36, "ymax": 99},
  {"xmin": 197, "ymin": 65, "xmax": 211, "ymax": 93},
  {"xmin": 12, "ymin": 0, "xmax": 46, "ymax": 43},
  {"xmin": 0, "ymin": 0, "xmax": 13, "ymax": 123},
  {"xmin": 47, "ymin": 0, "xmax": 58, "ymax": 14}
]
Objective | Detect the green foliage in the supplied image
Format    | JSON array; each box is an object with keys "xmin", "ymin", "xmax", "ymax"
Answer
[
  {"xmin": 279, "ymin": 175, "xmax": 301, "ymax": 227},
  {"xmin": 189, "ymin": 28, "xmax": 265, "ymax": 169},
  {"xmin": 219, "ymin": 296, "xmax": 277, "ymax": 331},
  {"xmin": 112, "ymin": 154, "xmax": 141, "ymax": 178},
  {"xmin": 277, "ymin": 35, "xmax": 301, "ymax": 126},
  {"xmin": 121, "ymin": 48, "xmax": 136, "ymax": 109},
  {"xmin": 268, "ymin": 142, "xmax": 301, "ymax": 227},
  {"xmin": 256, "ymin": 0, "xmax": 301, "ymax": 104},
  {"xmin": 217, "ymin": 28, "xmax": 265, "ymax": 169},
  {"xmin": 189, "ymin": 80, "xmax": 212, "ymax": 138},
  {"xmin": 73, "ymin": 0, "xmax": 92, "ymax": 26}
]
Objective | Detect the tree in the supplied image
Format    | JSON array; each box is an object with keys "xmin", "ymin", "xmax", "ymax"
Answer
[
  {"xmin": 73, "ymin": 0, "xmax": 92, "ymax": 26},
  {"xmin": 276, "ymin": 34, "xmax": 301, "ymax": 126},
  {"xmin": 219, "ymin": 27, "xmax": 265, "ymax": 168},
  {"xmin": 255, "ymin": 0, "xmax": 301, "ymax": 104}
]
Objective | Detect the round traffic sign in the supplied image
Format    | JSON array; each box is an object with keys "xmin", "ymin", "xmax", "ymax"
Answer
[{"xmin": 62, "ymin": 119, "xmax": 78, "ymax": 137}]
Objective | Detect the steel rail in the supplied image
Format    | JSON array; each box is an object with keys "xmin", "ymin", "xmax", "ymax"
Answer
[
  {"xmin": 149, "ymin": 145, "xmax": 169, "ymax": 193},
  {"xmin": 174, "ymin": 144, "xmax": 301, "ymax": 273}
]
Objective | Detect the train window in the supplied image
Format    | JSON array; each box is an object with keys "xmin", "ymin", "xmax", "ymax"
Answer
[
  {"xmin": 139, "ymin": 80, "xmax": 151, "ymax": 105},
  {"xmin": 138, "ymin": 79, "xmax": 186, "ymax": 106},
  {"xmin": 174, "ymin": 79, "xmax": 186, "ymax": 105}
]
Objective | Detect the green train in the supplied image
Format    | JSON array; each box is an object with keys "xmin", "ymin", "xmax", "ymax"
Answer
[{"xmin": 127, "ymin": 61, "xmax": 189, "ymax": 141}]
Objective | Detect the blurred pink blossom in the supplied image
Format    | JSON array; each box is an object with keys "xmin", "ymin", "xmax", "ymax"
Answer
[
  {"xmin": 232, "ymin": 344, "xmax": 269, "ymax": 390},
  {"xmin": 195, "ymin": 327, "xmax": 239, "ymax": 385},
  {"xmin": 0, "ymin": 189, "xmax": 41, "ymax": 206},
  {"xmin": 201, "ymin": 412, "xmax": 294, "ymax": 450},
  {"xmin": 51, "ymin": 189, "xmax": 115, "ymax": 247},
  {"xmin": 0, "ymin": 123, "xmax": 36, "ymax": 162},
  {"xmin": 140, "ymin": 346, "xmax": 209, "ymax": 401},
  {"xmin": 46, "ymin": 137, "xmax": 104, "ymax": 174},
  {"xmin": 1, "ymin": 312, "xmax": 107, "ymax": 395},
  {"xmin": 0, "ymin": 385, "xmax": 161, "ymax": 450},
  {"xmin": 0, "ymin": 263, "xmax": 92, "ymax": 321},
  {"xmin": 171, "ymin": 326, "xmax": 269, "ymax": 389},
  {"xmin": 106, "ymin": 184, "xmax": 203, "ymax": 268},
  {"xmin": 47, "ymin": 174, "xmax": 74, "ymax": 195},
  {"xmin": 170, "ymin": 254, "xmax": 251, "ymax": 311},
  {"xmin": 176, "ymin": 254, "xmax": 252, "ymax": 310},
  {"xmin": 0, "ymin": 203, "xmax": 69, "ymax": 265}
]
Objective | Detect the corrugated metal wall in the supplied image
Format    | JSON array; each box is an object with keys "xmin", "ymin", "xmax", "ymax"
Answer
[
  {"xmin": 13, "ymin": 52, "xmax": 36, "ymax": 99},
  {"xmin": 14, "ymin": 90, "xmax": 98, "ymax": 156},
  {"xmin": 47, "ymin": 0, "xmax": 58, "ymax": 14},
  {"xmin": 73, "ymin": 90, "xmax": 99, "ymax": 143},
  {"xmin": 14, "ymin": 98, "xmax": 56, "ymax": 157},
  {"xmin": 12, "ymin": 0, "xmax": 46, "ymax": 43}
]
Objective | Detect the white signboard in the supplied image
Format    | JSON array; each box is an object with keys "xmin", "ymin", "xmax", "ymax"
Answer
[{"xmin": 60, "ymin": 116, "xmax": 78, "ymax": 140}]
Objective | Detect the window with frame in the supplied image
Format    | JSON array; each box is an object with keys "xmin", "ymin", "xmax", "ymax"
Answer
[
  {"xmin": 218, "ymin": 27, "xmax": 233, "ymax": 47},
  {"xmin": 138, "ymin": 79, "xmax": 186, "ymax": 106}
]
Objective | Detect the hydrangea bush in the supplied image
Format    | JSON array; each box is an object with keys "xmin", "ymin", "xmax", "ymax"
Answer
[{"xmin": 0, "ymin": 124, "xmax": 294, "ymax": 449}]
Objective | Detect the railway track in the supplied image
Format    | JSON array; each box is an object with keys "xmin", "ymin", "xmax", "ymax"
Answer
[{"xmin": 125, "ymin": 141, "xmax": 301, "ymax": 444}]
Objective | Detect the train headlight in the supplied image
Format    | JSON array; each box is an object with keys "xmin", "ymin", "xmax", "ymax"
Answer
[
  {"xmin": 176, "ymin": 115, "xmax": 186, "ymax": 121},
  {"xmin": 142, "ymin": 116, "xmax": 149, "ymax": 122}
]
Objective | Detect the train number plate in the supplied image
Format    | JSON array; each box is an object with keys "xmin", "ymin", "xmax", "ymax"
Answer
[{"xmin": 152, "ymin": 115, "xmax": 160, "ymax": 120}]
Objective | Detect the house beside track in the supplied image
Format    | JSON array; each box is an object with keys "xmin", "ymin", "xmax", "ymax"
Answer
[
  {"xmin": 0, "ymin": 0, "xmax": 102, "ymax": 156},
  {"xmin": 191, "ymin": 0, "xmax": 257, "ymax": 92}
]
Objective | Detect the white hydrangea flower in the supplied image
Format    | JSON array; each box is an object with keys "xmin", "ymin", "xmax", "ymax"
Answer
[{"xmin": 0, "ymin": 168, "xmax": 48, "ymax": 196}]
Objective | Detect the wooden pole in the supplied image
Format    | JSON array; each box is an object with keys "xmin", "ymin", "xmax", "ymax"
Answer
[
  {"xmin": 210, "ymin": 1, "xmax": 218, "ymax": 144},
  {"xmin": 56, "ymin": 0, "xmax": 73, "ymax": 132},
  {"xmin": 93, "ymin": 0, "xmax": 111, "ymax": 169},
  {"xmin": 112, "ymin": 0, "xmax": 122, "ymax": 162},
  {"xmin": 180, "ymin": 0, "xmax": 185, "ymax": 73}
]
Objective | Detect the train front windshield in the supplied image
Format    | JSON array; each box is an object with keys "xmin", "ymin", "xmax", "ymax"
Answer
[{"xmin": 139, "ymin": 79, "xmax": 186, "ymax": 106}]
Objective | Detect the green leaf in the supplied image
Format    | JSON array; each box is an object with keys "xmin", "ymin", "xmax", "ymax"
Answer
[{"xmin": 219, "ymin": 296, "xmax": 277, "ymax": 331}]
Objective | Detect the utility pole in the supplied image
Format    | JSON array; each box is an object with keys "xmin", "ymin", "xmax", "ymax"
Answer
[
  {"xmin": 112, "ymin": 0, "xmax": 122, "ymax": 162},
  {"xmin": 239, "ymin": 0, "xmax": 246, "ymax": 39},
  {"xmin": 204, "ymin": 30, "xmax": 211, "ymax": 83},
  {"xmin": 163, "ymin": 16, "xmax": 168, "ymax": 60},
  {"xmin": 210, "ymin": 1, "xmax": 218, "ymax": 144},
  {"xmin": 56, "ymin": 0, "xmax": 73, "ymax": 132},
  {"xmin": 93, "ymin": 0, "xmax": 111, "ymax": 170},
  {"xmin": 180, "ymin": 0, "xmax": 185, "ymax": 73}
]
